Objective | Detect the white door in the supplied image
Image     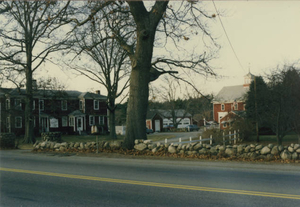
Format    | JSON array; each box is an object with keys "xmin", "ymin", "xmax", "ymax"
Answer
[
  {"xmin": 77, "ymin": 117, "xmax": 83, "ymax": 132},
  {"xmin": 155, "ymin": 120, "xmax": 161, "ymax": 132}
]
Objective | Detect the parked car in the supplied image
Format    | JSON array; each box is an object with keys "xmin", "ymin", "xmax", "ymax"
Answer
[
  {"xmin": 206, "ymin": 121, "xmax": 217, "ymax": 126},
  {"xmin": 185, "ymin": 125, "xmax": 200, "ymax": 132},
  {"xmin": 146, "ymin": 127, "xmax": 154, "ymax": 134},
  {"xmin": 163, "ymin": 125, "xmax": 175, "ymax": 132}
]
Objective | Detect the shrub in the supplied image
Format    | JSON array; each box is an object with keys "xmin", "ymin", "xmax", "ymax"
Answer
[
  {"xmin": 0, "ymin": 133, "xmax": 16, "ymax": 149},
  {"xmin": 230, "ymin": 119, "xmax": 254, "ymax": 141},
  {"xmin": 41, "ymin": 132, "xmax": 62, "ymax": 142},
  {"xmin": 202, "ymin": 128, "xmax": 224, "ymax": 145}
]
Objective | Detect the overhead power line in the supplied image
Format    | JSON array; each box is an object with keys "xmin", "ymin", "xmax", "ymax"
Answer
[{"xmin": 212, "ymin": 0, "xmax": 245, "ymax": 72}]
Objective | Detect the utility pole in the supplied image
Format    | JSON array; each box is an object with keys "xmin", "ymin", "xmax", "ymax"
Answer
[{"xmin": 254, "ymin": 76, "xmax": 259, "ymax": 142}]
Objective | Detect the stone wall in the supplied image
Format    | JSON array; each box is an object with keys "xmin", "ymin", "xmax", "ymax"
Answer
[
  {"xmin": 33, "ymin": 139, "xmax": 300, "ymax": 161},
  {"xmin": 33, "ymin": 140, "xmax": 122, "ymax": 152},
  {"xmin": 134, "ymin": 140, "xmax": 299, "ymax": 160}
]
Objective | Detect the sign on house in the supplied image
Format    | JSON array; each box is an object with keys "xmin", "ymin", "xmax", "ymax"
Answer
[{"xmin": 50, "ymin": 118, "xmax": 59, "ymax": 128}]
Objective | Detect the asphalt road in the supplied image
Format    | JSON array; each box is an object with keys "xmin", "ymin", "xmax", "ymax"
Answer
[{"xmin": 1, "ymin": 150, "xmax": 300, "ymax": 206}]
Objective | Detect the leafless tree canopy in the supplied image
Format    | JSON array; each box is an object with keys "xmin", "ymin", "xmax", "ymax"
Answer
[
  {"xmin": 0, "ymin": 1, "xmax": 71, "ymax": 143},
  {"xmin": 64, "ymin": 1, "xmax": 218, "ymax": 82}
]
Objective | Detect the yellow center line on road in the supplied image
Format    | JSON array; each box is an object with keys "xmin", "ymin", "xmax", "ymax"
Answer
[{"xmin": 1, "ymin": 167, "xmax": 300, "ymax": 200}]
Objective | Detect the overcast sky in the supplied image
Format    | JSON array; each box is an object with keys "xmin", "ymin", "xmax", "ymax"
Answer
[
  {"xmin": 200, "ymin": 0, "xmax": 300, "ymax": 95},
  {"xmin": 31, "ymin": 1, "xmax": 300, "ymax": 99}
]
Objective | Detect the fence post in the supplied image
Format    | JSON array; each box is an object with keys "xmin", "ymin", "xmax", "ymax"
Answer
[
  {"xmin": 234, "ymin": 130, "xmax": 237, "ymax": 144},
  {"xmin": 223, "ymin": 132, "xmax": 225, "ymax": 147},
  {"xmin": 179, "ymin": 138, "xmax": 182, "ymax": 143},
  {"xmin": 210, "ymin": 135, "xmax": 212, "ymax": 145},
  {"xmin": 165, "ymin": 139, "xmax": 167, "ymax": 144},
  {"xmin": 200, "ymin": 136, "xmax": 202, "ymax": 145},
  {"xmin": 229, "ymin": 131, "xmax": 231, "ymax": 144},
  {"xmin": 190, "ymin": 137, "xmax": 192, "ymax": 142}
]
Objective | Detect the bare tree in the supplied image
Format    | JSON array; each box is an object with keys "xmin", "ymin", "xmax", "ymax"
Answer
[
  {"xmin": 0, "ymin": 1, "xmax": 70, "ymax": 143},
  {"xmin": 184, "ymin": 91, "xmax": 213, "ymax": 124},
  {"xmin": 63, "ymin": 1, "xmax": 218, "ymax": 148},
  {"xmin": 65, "ymin": 25, "xmax": 130, "ymax": 139},
  {"xmin": 157, "ymin": 77, "xmax": 188, "ymax": 129}
]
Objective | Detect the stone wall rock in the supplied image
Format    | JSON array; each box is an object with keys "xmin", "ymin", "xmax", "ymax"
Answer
[
  {"xmin": 33, "ymin": 139, "xmax": 300, "ymax": 161},
  {"xmin": 260, "ymin": 146, "xmax": 271, "ymax": 155},
  {"xmin": 134, "ymin": 143, "xmax": 147, "ymax": 151},
  {"xmin": 168, "ymin": 145, "xmax": 177, "ymax": 153}
]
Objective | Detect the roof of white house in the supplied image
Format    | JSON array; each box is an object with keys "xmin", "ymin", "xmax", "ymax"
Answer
[
  {"xmin": 0, "ymin": 88, "xmax": 106, "ymax": 100},
  {"xmin": 157, "ymin": 109, "xmax": 192, "ymax": 118},
  {"xmin": 213, "ymin": 85, "xmax": 249, "ymax": 103}
]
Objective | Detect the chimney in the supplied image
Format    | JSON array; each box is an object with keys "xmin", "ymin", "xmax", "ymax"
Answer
[{"xmin": 95, "ymin": 90, "xmax": 100, "ymax": 95}]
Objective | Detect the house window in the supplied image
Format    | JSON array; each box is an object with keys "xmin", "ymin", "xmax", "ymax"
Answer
[
  {"xmin": 15, "ymin": 99, "xmax": 21, "ymax": 109},
  {"xmin": 62, "ymin": 116, "xmax": 68, "ymax": 127},
  {"xmin": 223, "ymin": 123, "xmax": 227, "ymax": 128},
  {"xmin": 69, "ymin": 117, "xmax": 74, "ymax": 126},
  {"xmin": 89, "ymin": 116, "xmax": 95, "ymax": 125},
  {"xmin": 15, "ymin": 116, "xmax": 22, "ymax": 128},
  {"xmin": 79, "ymin": 100, "xmax": 83, "ymax": 110},
  {"xmin": 94, "ymin": 100, "xmax": 99, "ymax": 110},
  {"xmin": 6, "ymin": 99, "xmax": 10, "ymax": 110},
  {"xmin": 61, "ymin": 100, "xmax": 67, "ymax": 111},
  {"xmin": 99, "ymin": 116, "xmax": 104, "ymax": 125},
  {"xmin": 234, "ymin": 103, "xmax": 238, "ymax": 110},
  {"xmin": 6, "ymin": 117, "xmax": 10, "ymax": 129},
  {"xmin": 39, "ymin": 99, "xmax": 44, "ymax": 111},
  {"xmin": 221, "ymin": 104, "xmax": 225, "ymax": 111}
]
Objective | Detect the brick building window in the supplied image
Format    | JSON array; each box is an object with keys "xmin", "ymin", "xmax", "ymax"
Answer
[
  {"xmin": 69, "ymin": 117, "xmax": 74, "ymax": 126},
  {"xmin": 15, "ymin": 116, "xmax": 22, "ymax": 128},
  {"xmin": 62, "ymin": 116, "xmax": 68, "ymax": 127},
  {"xmin": 94, "ymin": 100, "xmax": 99, "ymax": 110},
  {"xmin": 39, "ymin": 100, "xmax": 44, "ymax": 111},
  {"xmin": 99, "ymin": 116, "xmax": 104, "ymax": 125},
  {"xmin": 234, "ymin": 103, "xmax": 238, "ymax": 110},
  {"xmin": 221, "ymin": 104, "xmax": 225, "ymax": 111},
  {"xmin": 15, "ymin": 99, "xmax": 21, "ymax": 109},
  {"xmin": 61, "ymin": 100, "xmax": 67, "ymax": 111},
  {"xmin": 89, "ymin": 116, "xmax": 95, "ymax": 125}
]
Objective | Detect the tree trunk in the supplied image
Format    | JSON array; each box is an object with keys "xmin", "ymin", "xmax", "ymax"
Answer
[
  {"xmin": 123, "ymin": 1, "xmax": 168, "ymax": 149},
  {"xmin": 123, "ymin": 30, "xmax": 154, "ymax": 148},
  {"xmin": 123, "ymin": 67, "xmax": 150, "ymax": 149},
  {"xmin": 108, "ymin": 108, "xmax": 117, "ymax": 140},
  {"xmin": 24, "ymin": 69, "xmax": 35, "ymax": 143}
]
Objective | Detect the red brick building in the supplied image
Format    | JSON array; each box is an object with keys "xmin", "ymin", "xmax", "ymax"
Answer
[
  {"xmin": 0, "ymin": 87, "xmax": 108, "ymax": 136},
  {"xmin": 212, "ymin": 73, "xmax": 254, "ymax": 129}
]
